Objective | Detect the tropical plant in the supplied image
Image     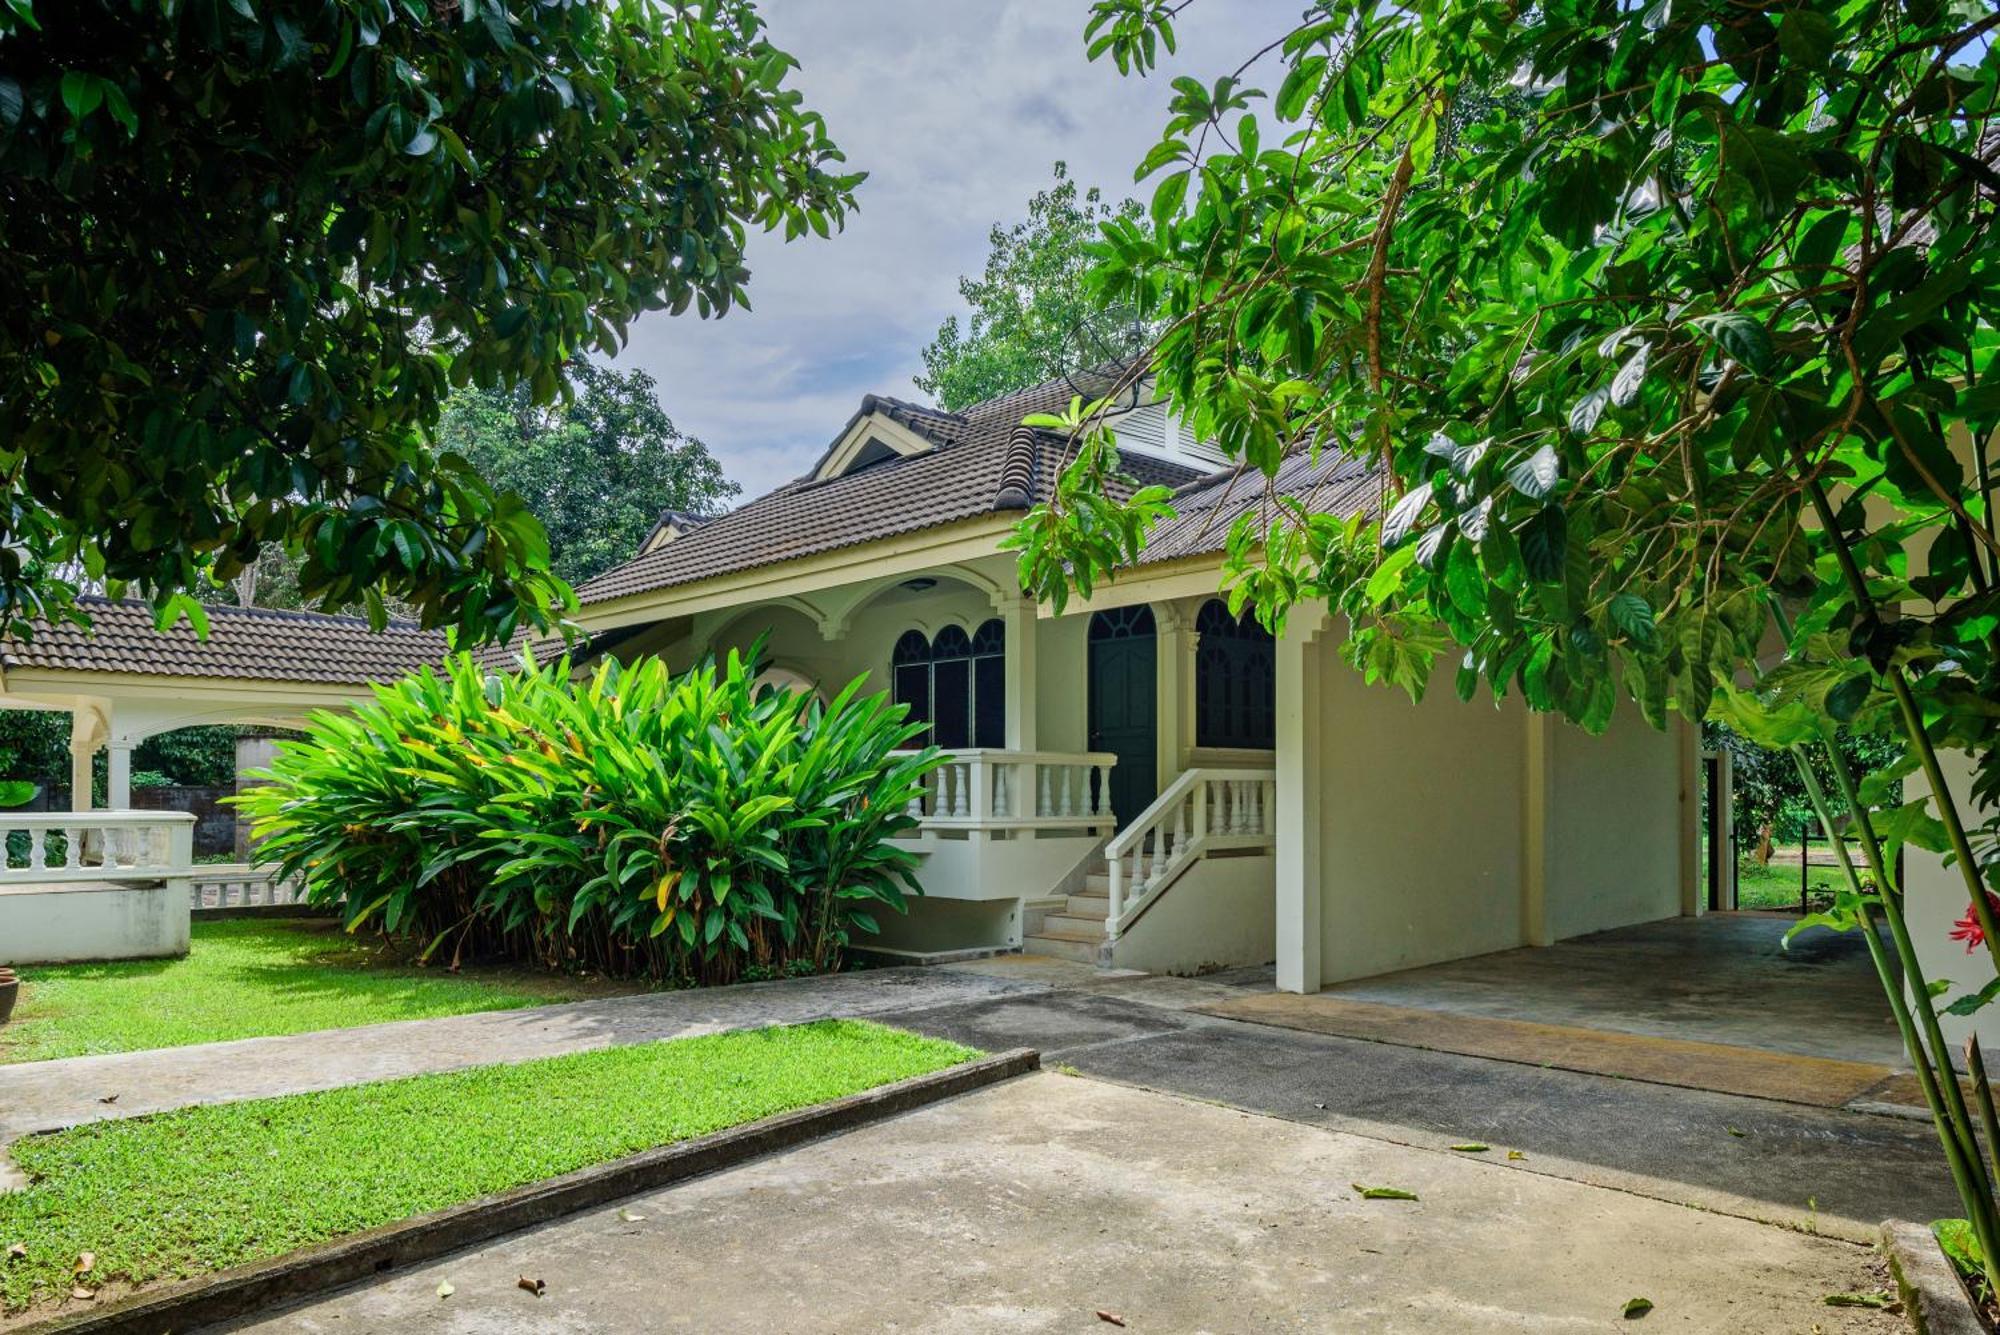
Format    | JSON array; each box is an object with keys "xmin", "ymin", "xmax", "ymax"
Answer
[
  {"xmin": 236, "ymin": 650, "xmax": 939, "ymax": 984},
  {"xmin": 0, "ymin": 0, "xmax": 857, "ymax": 643},
  {"xmin": 1016, "ymin": 0, "xmax": 2000, "ymax": 1288},
  {"xmin": 917, "ymin": 163, "xmax": 1149, "ymax": 411}
]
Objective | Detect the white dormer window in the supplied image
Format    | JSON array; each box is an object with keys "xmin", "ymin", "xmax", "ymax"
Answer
[
  {"xmin": 1104, "ymin": 395, "xmax": 1227, "ymax": 469},
  {"xmin": 814, "ymin": 410, "xmax": 938, "ymax": 481}
]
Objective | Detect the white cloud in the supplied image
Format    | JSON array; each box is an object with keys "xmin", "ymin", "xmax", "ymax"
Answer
[{"xmin": 608, "ymin": 0, "xmax": 1297, "ymax": 498}]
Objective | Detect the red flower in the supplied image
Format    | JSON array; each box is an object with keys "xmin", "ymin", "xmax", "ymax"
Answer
[{"xmin": 1951, "ymin": 893, "xmax": 2000, "ymax": 954}]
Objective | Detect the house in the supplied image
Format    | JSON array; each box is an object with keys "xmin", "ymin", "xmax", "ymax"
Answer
[{"xmin": 0, "ymin": 368, "xmax": 1764, "ymax": 996}]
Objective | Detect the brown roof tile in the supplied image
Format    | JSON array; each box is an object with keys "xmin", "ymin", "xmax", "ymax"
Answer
[
  {"xmin": 2, "ymin": 597, "xmax": 448, "ymax": 686},
  {"xmin": 576, "ymin": 374, "xmax": 1203, "ymax": 606},
  {"xmin": 1135, "ymin": 449, "xmax": 1383, "ymax": 567}
]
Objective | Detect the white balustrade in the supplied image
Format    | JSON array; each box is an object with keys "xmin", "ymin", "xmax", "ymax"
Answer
[
  {"xmin": 891, "ymin": 750, "xmax": 1118, "ymax": 834},
  {"xmin": 191, "ymin": 863, "xmax": 307, "ymax": 910},
  {"xmin": 1104, "ymin": 768, "xmax": 1277, "ymax": 940},
  {"xmin": 0, "ymin": 811, "xmax": 195, "ymax": 886}
]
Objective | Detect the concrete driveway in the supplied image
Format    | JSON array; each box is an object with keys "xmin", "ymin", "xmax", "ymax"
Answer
[{"xmin": 230, "ymin": 1072, "xmax": 1898, "ymax": 1334}]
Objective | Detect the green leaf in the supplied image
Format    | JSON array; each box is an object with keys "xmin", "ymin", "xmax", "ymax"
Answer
[
  {"xmin": 1944, "ymin": 975, "xmax": 2000, "ymax": 1018},
  {"xmin": 59, "ymin": 71, "xmax": 104, "ymax": 121},
  {"xmin": 1622, "ymin": 1297, "xmax": 1653, "ymax": 1319},
  {"xmin": 1507, "ymin": 445, "xmax": 1560, "ymax": 500},
  {"xmin": 1607, "ymin": 593, "xmax": 1655, "ymax": 647},
  {"xmin": 1520, "ymin": 507, "xmax": 1567, "ymax": 583},
  {"xmin": 1448, "ymin": 1142, "xmax": 1489, "ymax": 1153},
  {"xmin": 1351, "ymin": 1184, "xmax": 1419, "ymax": 1201},
  {"xmin": 1691, "ymin": 313, "xmax": 1773, "ymax": 375}
]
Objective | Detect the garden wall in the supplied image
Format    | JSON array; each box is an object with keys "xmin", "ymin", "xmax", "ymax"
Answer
[{"xmin": 131, "ymin": 785, "xmax": 236, "ymax": 857}]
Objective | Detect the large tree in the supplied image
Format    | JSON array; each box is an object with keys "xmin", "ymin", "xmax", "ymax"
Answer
[
  {"xmin": 1019, "ymin": 0, "xmax": 2000, "ymax": 1279},
  {"xmin": 916, "ymin": 162, "xmax": 1145, "ymax": 411},
  {"xmin": 0, "ymin": 0, "xmax": 857, "ymax": 644},
  {"xmin": 437, "ymin": 361, "xmax": 735, "ymax": 586}
]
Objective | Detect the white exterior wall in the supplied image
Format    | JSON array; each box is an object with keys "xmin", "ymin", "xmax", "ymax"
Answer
[
  {"xmin": 1543, "ymin": 703, "xmax": 1688, "ymax": 941},
  {"xmin": 1, "ymin": 881, "xmax": 191, "ymax": 964},
  {"xmin": 1111, "ymin": 852, "xmax": 1276, "ymax": 974},
  {"xmin": 1281, "ymin": 619, "xmax": 1692, "ymax": 990},
  {"xmin": 1314, "ymin": 643, "xmax": 1529, "ymax": 984},
  {"xmin": 1907, "ymin": 747, "xmax": 1986, "ymax": 1055}
]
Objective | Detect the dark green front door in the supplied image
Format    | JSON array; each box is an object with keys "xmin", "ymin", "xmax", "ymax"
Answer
[{"xmin": 1089, "ymin": 605, "xmax": 1158, "ymax": 829}]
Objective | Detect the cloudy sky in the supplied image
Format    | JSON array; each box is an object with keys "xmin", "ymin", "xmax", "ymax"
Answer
[{"xmin": 605, "ymin": 0, "xmax": 1295, "ymax": 499}]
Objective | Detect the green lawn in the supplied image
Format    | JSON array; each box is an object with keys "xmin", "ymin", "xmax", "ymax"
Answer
[
  {"xmin": 0, "ymin": 1020, "xmax": 976, "ymax": 1314},
  {"xmin": 0, "ymin": 918, "xmax": 640, "ymax": 1064},
  {"xmin": 1735, "ymin": 859, "xmax": 1843, "ymax": 911}
]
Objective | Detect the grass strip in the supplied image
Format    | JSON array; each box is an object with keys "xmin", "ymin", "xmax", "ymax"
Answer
[
  {"xmin": 0, "ymin": 1019, "xmax": 976, "ymax": 1313},
  {"xmin": 1, "ymin": 918, "xmax": 634, "ymax": 1064}
]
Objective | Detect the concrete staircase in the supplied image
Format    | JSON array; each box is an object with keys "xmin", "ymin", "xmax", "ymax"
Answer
[{"xmin": 1021, "ymin": 854, "xmax": 1113, "ymax": 964}]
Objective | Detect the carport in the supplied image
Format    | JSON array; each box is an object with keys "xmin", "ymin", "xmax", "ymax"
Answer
[{"xmin": 1195, "ymin": 914, "xmax": 1911, "ymax": 1111}]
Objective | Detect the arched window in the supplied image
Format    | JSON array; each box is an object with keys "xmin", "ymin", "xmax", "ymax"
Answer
[
  {"xmin": 891, "ymin": 620, "xmax": 1005, "ymax": 749},
  {"xmin": 1195, "ymin": 599, "xmax": 1275, "ymax": 750}
]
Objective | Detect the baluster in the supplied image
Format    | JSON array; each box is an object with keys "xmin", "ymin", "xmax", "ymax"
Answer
[
  {"xmin": 28, "ymin": 826, "xmax": 46, "ymax": 872},
  {"xmin": 1232, "ymin": 781, "xmax": 1249, "ymax": 833},
  {"xmin": 1057, "ymin": 765, "xmax": 1073, "ymax": 817},
  {"xmin": 992, "ymin": 762, "xmax": 1010, "ymax": 819},
  {"xmin": 1172, "ymin": 794, "xmax": 1189, "ymax": 862},
  {"xmin": 1260, "ymin": 779, "xmax": 1276, "ymax": 834},
  {"xmin": 952, "ymin": 763, "xmax": 970, "ymax": 818}
]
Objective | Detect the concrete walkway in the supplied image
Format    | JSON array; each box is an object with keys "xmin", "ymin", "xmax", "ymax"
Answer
[
  {"xmin": 0, "ymin": 954, "xmax": 1963, "ymax": 1245},
  {"xmin": 227, "ymin": 1073, "xmax": 1899, "ymax": 1334}
]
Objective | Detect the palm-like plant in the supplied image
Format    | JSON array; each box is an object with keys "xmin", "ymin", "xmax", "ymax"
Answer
[{"xmin": 235, "ymin": 648, "xmax": 940, "ymax": 984}]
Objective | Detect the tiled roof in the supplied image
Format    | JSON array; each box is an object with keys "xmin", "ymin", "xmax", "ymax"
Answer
[
  {"xmin": 1, "ymin": 597, "xmax": 448, "ymax": 686},
  {"xmin": 576, "ymin": 373, "xmax": 1204, "ymax": 606},
  {"xmin": 1135, "ymin": 448, "xmax": 1383, "ymax": 567}
]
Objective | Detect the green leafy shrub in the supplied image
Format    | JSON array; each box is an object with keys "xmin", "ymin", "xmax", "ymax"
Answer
[{"xmin": 235, "ymin": 651, "xmax": 940, "ymax": 985}]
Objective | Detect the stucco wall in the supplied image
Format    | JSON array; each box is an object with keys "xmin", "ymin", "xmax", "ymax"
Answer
[
  {"xmin": 1543, "ymin": 705, "xmax": 1686, "ymax": 941},
  {"xmin": 1036, "ymin": 614, "xmax": 1091, "ymax": 754},
  {"xmin": 1315, "ymin": 649, "xmax": 1528, "ymax": 984},
  {"xmin": 1, "ymin": 880, "xmax": 191, "ymax": 964}
]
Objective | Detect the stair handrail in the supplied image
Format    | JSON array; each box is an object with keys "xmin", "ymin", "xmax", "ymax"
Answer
[{"xmin": 1103, "ymin": 767, "xmax": 1276, "ymax": 940}]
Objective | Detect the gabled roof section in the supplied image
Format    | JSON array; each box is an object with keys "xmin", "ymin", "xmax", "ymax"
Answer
[
  {"xmin": 1, "ymin": 597, "xmax": 449, "ymax": 686},
  {"xmin": 576, "ymin": 375, "xmax": 1205, "ymax": 607},
  {"xmin": 638, "ymin": 508, "xmax": 715, "ymax": 555},
  {"xmin": 810, "ymin": 396, "xmax": 955, "ymax": 481}
]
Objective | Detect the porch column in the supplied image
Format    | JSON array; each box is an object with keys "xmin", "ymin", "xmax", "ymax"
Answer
[
  {"xmin": 69, "ymin": 738, "xmax": 95, "ymax": 812},
  {"xmin": 1677, "ymin": 717, "xmax": 1703, "ymax": 917},
  {"xmin": 1274, "ymin": 604, "xmax": 1329, "ymax": 994},
  {"xmin": 1520, "ymin": 712, "xmax": 1556, "ymax": 947},
  {"xmin": 998, "ymin": 593, "xmax": 1037, "ymax": 751},
  {"xmin": 106, "ymin": 739, "xmax": 134, "ymax": 810},
  {"xmin": 1155, "ymin": 602, "xmax": 1197, "ymax": 785}
]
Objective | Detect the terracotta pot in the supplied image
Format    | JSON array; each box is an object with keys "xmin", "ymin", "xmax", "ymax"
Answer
[{"xmin": 0, "ymin": 967, "xmax": 18, "ymax": 1026}]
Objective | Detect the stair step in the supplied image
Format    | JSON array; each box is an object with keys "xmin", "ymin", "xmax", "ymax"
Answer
[
  {"xmin": 1021, "ymin": 931, "xmax": 1106, "ymax": 965},
  {"xmin": 1061, "ymin": 897, "xmax": 1109, "ymax": 920},
  {"xmin": 1081, "ymin": 872, "xmax": 1111, "ymax": 893},
  {"xmin": 1039, "ymin": 912, "xmax": 1107, "ymax": 936}
]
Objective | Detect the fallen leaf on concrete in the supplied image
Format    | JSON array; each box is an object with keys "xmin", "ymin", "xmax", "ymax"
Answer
[
  {"xmin": 1449, "ymin": 1143, "xmax": 1490, "ymax": 1153},
  {"xmin": 1726, "ymin": 1127, "xmax": 1746, "ymax": 1138},
  {"xmin": 1506, "ymin": 1150, "xmax": 1526, "ymax": 1160},
  {"xmin": 97, "ymin": 1094, "xmax": 118, "ymax": 1105},
  {"xmin": 1823, "ymin": 1291, "xmax": 1895, "ymax": 1309},
  {"xmin": 1095, "ymin": 1311, "xmax": 1126, "ymax": 1327},
  {"xmin": 1622, "ymin": 1296, "xmax": 1653, "ymax": 1318},
  {"xmin": 73, "ymin": 1252, "xmax": 94, "ymax": 1276},
  {"xmin": 618, "ymin": 1209, "xmax": 647, "ymax": 1222},
  {"xmin": 1351, "ymin": 1184, "xmax": 1419, "ymax": 1201},
  {"xmin": 5, "ymin": 1242, "xmax": 25, "ymax": 1262},
  {"xmin": 517, "ymin": 1275, "xmax": 546, "ymax": 1297},
  {"xmin": 436, "ymin": 1280, "xmax": 454, "ymax": 1300},
  {"xmin": 69, "ymin": 1286, "xmax": 94, "ymax": 1302}
]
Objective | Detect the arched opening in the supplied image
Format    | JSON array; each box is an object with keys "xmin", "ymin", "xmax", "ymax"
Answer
[
  {"xmin": 1088, "ymin": 604, "xmax": 1158, "ymax": 826},
  {"xmin": 1195, "ymin": 599, "xmax": 1276, "ymax": 750},
  {"xmin": 890, "ymin": 619, "xmax": 1004, "ymax": 749}
]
